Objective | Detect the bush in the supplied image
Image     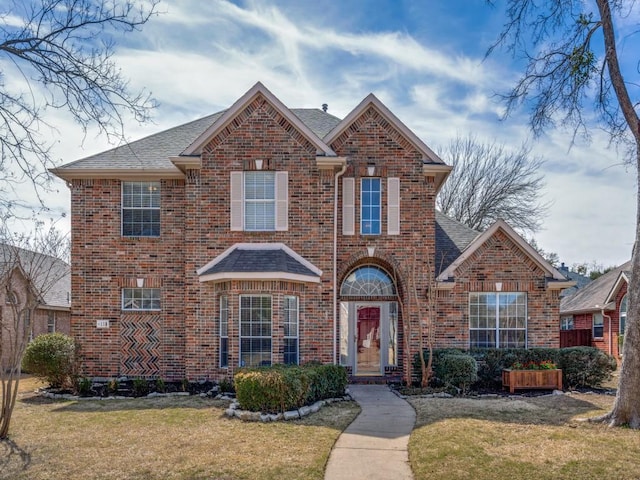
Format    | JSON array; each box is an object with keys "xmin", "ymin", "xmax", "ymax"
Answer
[
  {"xmin": 434, "ymin": 354, "xmax": 478, "ymax": 392},
  {"xmin": 132, "ymin": 378, "xmax": 150, "ymax": 397},
  {"xmin": 22, "ymin": 333, "xmax": 77, "ymax": 389},
  {"xmin": 558, "ymin": 347, "xmax": 617, "ymax": 389},
  {"xmin": 234, "ymin": 364, "xmax": 347, "ymax": 413}
]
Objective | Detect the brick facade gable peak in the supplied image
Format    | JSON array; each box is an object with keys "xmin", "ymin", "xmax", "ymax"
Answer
[
  {"xmin": 182, "ymin": 81, "xmax": 335, "ymax": 157},
  {"xmin": 437, "ymin": 219, "xmax": 569, "ymax": 285}
]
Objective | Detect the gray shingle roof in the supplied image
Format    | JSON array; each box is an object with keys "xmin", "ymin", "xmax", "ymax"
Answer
[
  {"xmin": 200, "ymin": 247, "xmax": 318, "ymax": 278},
  {"xmin": 557, "ymin": 265, "xmax": 592, "ymax": 298},
  {"xmin": 54, "ymin": 109, "xmax": 342, "ymax": 172},
  {"xmin": 560, "ymin": 261, "xmax": 631, "ymax": 314},
  {"xmin": 435, "ymin": 211, "xmax": 479, "ymax": 273},
  {"xmin": 0, "ymin": 243, "xmax": 70, "ymax": 309}
]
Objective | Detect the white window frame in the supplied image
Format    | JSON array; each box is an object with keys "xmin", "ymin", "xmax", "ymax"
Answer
[
  {"xmin": 47, "ymin": 311, "xmax": 56, "ymax": 333},
  {"xmin": 620, "ymin": 294, "xmax": 628, "ymax": 335},
  {"xmin": 469, "ymin": 292, "xmax": 527, "ymax": 348},
  {"xmin": 219, "ymin": 296, "xmax": 229, "ymax": 368},
  {"xmin": 244, "ymin": 171, "xmax": 276, "ymax": 231},
  {"xmin": 284, "ymin": 296, "xmax": 299, "ymax": 365},
  {"xmin": 560, "ymin": 316, "xmax": 574, "ymax": 330},
  {"xmin": 239, "ymin": 295, "xmax": 272, "ymax": 367},
  {"xmin": 121, "ymin": 181, "xmax": 160, "ymax": 237},
  {"xmin": 593, "ymin": 312, "xmax": 604, "ymax": 339},
  {"xmin": 122, "ymin": 288, "xmax": 161, "ymax": 311},
  {"xmin": 360, "ymin": 177, "xmax": 381, "ymax": 235}
]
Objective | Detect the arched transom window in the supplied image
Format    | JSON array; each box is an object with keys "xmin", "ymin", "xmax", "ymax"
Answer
[{"xmin": 341, "ymin": 265, "xmax": 396, "ymax": 297}]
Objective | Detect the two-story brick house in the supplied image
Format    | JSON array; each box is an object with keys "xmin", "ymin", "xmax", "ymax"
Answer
[{"xmin": 51, "ymin": 82, "xmax": 572, "ymax": 381}]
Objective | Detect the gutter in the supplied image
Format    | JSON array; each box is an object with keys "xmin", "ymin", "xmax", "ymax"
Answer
[{"xmin": 333, "ymin": 163, "xmax": 347, "ymax": 364}]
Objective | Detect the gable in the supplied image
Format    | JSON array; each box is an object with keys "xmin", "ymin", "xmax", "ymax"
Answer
[
  {"xmin": 183, "ymin": 82, "xmax": 335, "ymax": 157},
  {"xmin": 437, "ymin": 220, "xmax": 570, "ymax": 290},
  {"xmin": 325, "ymin": 94, "xmax": 451, "ymax": 190}
]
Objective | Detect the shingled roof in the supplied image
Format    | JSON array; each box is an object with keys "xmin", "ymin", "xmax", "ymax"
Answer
[
  {"xmin": 52, "ymin": 109, "xmax": 342, "ymax": 173},
  {"xmin": 434, "ymin": 211, "xmax": 479, "ymax": 273},
  {"xmin": 0, "ymin": 243, "xmax": 70, "ymax": 310},
  {"xmin": 197, "ymin": 243, "xmax": 322, "ymax": 283},
  {"xmin": 560, "ymin": 261, "xmax": 631, "ymax": 314}
]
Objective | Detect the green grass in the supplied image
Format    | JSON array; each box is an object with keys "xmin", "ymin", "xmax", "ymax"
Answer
[
  {"xmin": 408, "ymin": 393, "xmax": 640, "ymax": 480},
  {"xmin": 1, "ymin": 377, "xmax": 359, "ymax": 480}
]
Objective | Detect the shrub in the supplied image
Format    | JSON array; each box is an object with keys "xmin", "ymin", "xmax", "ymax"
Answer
[
  {"xmin": 558, "ymin": 347, "xmax": 617, "ymax": 389},
  {"xmin": 132, "ymin": 378, "xmax": 150, "ymax": 397},
  {"xmin": 434, "ymin": 354, "xmax": 478, "ymax": 392},
  {"xmin": 22, "ymin": 333, "xmax": 77, "ymax": 389},
  {"xmin": 234, "ymin": 364, "xmax": 347, "ymax": 413},
  {"xmin": 155, "ymin": 378, "xmax": 166, "ymax": 393},
  {"xmin": 76, "ymin": 377, "xmax": 92, "ymax": 396}
]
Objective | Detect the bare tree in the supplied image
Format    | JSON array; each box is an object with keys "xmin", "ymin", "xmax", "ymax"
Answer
[
  {"xmin": 0, "ymin": 0, "xmax": 159, "ymax": 217},
  {"xmin": 0, "ymin": 222, "xmax": 69, "ymax": 439},
  {"xmin": 436, "ymin": 135, "xmax": 548, "ymax": 234},
  {"xmin": 489, "ymin": 0, "xmax": 640, "ymax": 428}
]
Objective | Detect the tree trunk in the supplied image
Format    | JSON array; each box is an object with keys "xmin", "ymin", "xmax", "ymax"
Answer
[
  {"xmin": 591, "ymin": 0, "xmax": 640, "ymax": 428},
  {"xmin": 598, "ymin": 143, "xmax": 640, "ymax": 428}
]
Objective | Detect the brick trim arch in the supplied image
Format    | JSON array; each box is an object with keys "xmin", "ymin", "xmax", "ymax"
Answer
[{"xmin": 337, "ymin": 249, "xmax": 406, "ymax": 300}]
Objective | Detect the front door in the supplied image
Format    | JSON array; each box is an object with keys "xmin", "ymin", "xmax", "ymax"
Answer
[{"xmin": 356, "ymin": 305, "xmax": 381, "ymax": 375}]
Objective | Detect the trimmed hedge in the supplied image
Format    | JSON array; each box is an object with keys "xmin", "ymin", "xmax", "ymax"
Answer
[
  {"xmin": 416, "ymin": 346, "xmax": 616, "ymax": 391},
  {"xmin": 234, "ymin": 363, "xmax": 348, "ymax": 413},
  {"xmin": 22, "ymin": 333, "xmax": 77, "ymax": 389}
]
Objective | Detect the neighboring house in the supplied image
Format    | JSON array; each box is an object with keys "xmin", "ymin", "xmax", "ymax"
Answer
[
  {"xmin": 557, "ymin": 262, "xmax": 592, "ymax": 299},
  {"xmin": 51, "ymin": 82, "xmax": 572, "ymax": 381},
  {"xmin": 0, "ymin": 244, "xmax": 71, "ymax": 368},
  {"xmin": 560, "ymin": 261, "xmax": 631, "ymax": 359}
]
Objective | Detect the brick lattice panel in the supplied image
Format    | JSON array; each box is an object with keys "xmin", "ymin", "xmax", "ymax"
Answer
[{"xmin": 120, "ymin": 315, "xmax": 162, "ymax": 377}]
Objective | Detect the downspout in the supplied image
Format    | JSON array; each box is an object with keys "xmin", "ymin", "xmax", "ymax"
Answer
[
  {"xmin": 333, "ymin": 163, "xmax": 347, "ymax": 364},
  {"xmin": 597, "ymin": 304, "xmax": 613, "ymax": 355}
]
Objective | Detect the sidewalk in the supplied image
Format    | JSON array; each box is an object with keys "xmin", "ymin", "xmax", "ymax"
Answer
[{"xmin": 324, "ymin": 384, "xmax": 416, "ymax": 480}]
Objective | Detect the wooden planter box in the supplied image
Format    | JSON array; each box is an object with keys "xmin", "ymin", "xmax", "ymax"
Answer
[{"xmin": 502, "ymin": 369, "xmax": 562, "ymax": 393}]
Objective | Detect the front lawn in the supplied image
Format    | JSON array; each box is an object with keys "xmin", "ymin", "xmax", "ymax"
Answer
[
  {"xmin": 409, "ymin": 393, "xmax": 640, "ymax": 480},
  {"xmin": 1, "ymin": 377, "xmax": 359, "ymax": 480}
]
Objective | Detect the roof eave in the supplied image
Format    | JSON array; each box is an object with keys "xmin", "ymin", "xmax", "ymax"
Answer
[
  {"xmin": 49, "ymin": 167, "xmax": 185, "ymax": 181},
  {"xmin": 199, "ymin": 272, "xmax": 320, "ymax": 284},
  {"xmin": 423, "ymin": 164, "xmax": 453, "ymax": 193}
]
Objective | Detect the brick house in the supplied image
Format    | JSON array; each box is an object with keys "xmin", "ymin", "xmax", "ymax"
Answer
[
  {"xmin": 1, "ymin": 244, "xmax": 71, "ymax": 369},
  {"xmin": 560, "ymin": 261, "xmax": 630, "ymax": 360},
  {"xmin": 51, "ymin": 82, "xmax": 571, "ymax": 381}
]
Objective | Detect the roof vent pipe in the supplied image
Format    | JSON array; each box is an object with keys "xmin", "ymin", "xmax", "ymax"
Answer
[{"xmin": 322, "ymin": 103, "xmax": 328, "ymax": 112}]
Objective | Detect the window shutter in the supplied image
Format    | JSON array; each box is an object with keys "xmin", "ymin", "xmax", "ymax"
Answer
[
  {"xmin": 230, "ymin": 172, "xmax": 244, "ymax": 231},
  {"xmin": 387, "ymin": 177, "xmax": 400, "ymax": 235},
  {"xmin": 275, "ymin": 171, "xmax": 288, "ymax": 231},
  {"xmin": 343, "ymin": 177, "xmax": 355, "ymax": 235}
]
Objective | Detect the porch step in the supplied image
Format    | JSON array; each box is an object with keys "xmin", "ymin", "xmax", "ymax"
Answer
[{"xmin": 349, "ymin": 374, "xmax": 402, "ymax": 385}]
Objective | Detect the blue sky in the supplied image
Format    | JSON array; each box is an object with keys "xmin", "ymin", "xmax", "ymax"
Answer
[{"xmin": 6, "ymin": 0, "xmax": 637, "ymax": 268}]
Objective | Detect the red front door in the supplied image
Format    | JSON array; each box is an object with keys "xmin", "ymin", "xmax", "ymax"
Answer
[{"xmin": 357, "ymin": 306, "xmax": 381, "ymax": 374}]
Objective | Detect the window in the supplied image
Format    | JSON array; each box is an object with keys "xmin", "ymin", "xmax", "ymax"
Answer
[
  {"xmin": 620, "ymin": 294, "xmax": 628, "ymax": 335},
  {"xmin": 240, "ymin": 295, "xmax": 271, "ymax": 367},
  {"xmin": 47, "ymin": 311, "xmax": 56, "ymax": 333},
  {"xmin": 219, "ymin": 296, "xmax": 229, "ymax": 368},
  {"xmin": 469, "ymin": 293, "xmax": 527, "ymax": 348},
  {"xmin": 231, "ymin": 171, "xmax": 288, "ymax": 231},
  {"xmin": 284, "ymin": 296, "xmax": 299, "ymax": 365},
  {"xmin": 122, "ymin": 288, "xmax": 161, "ymax": 311},
  {"xmin": 5, "ymin": 290, "xmax": 18, "ymax": 305},
  {"xmin": 244, "ymin": 172, "xmax": 275, "ymax": 231},
  {"xmin": 341, "ymin": 266, "xmax": 396, "ymax": 297},
  {"xmin": 23, "ymin": 310, "xmax": 32, "ymax": 342},
  {"xmin": 560, "ymin": 316, "xmax": 574, "ymax": 330},
  {"xmin": 593, "ymin": 312, "xmax": 604, "ymax": 338},
  {"xmin": 122, "ymin": 181, "xmax": 160, "ymax": 237},
  {"xmin": 361, "ymin": 178, "xmax": 381, "ymax": 235}
]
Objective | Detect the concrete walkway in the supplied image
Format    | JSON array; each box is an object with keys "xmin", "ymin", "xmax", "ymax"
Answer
[{"xmin": 324, "ymin": 384, "xmax": 416, "ymax": 480}]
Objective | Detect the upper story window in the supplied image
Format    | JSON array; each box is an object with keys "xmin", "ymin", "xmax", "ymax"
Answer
[
  {"xmin": 620, "ymin": 294, "xmax": 628, "ymax": 335},
  {"xmin": 245, "ymin": 171, "xmax": 275, "ymax": 231},
  {"xmin": 122, "ymin": 181, "xmax": 160, "ymax": 237},
  {"xmin": 122, "ymin": 288, "xmax": 161, "ymax": 311},
  {"xmin": 230, "ymin": 171, "xmax": 288, "ymax": 232},
  {"xmin": 361, "ymin": 178, "xmax": 381, "ymax": 235}
]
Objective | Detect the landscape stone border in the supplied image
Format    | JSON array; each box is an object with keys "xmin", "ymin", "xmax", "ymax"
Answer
[{"xmin": 224, "ymin": 392, "xmax": 352, "ymax": 422}]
